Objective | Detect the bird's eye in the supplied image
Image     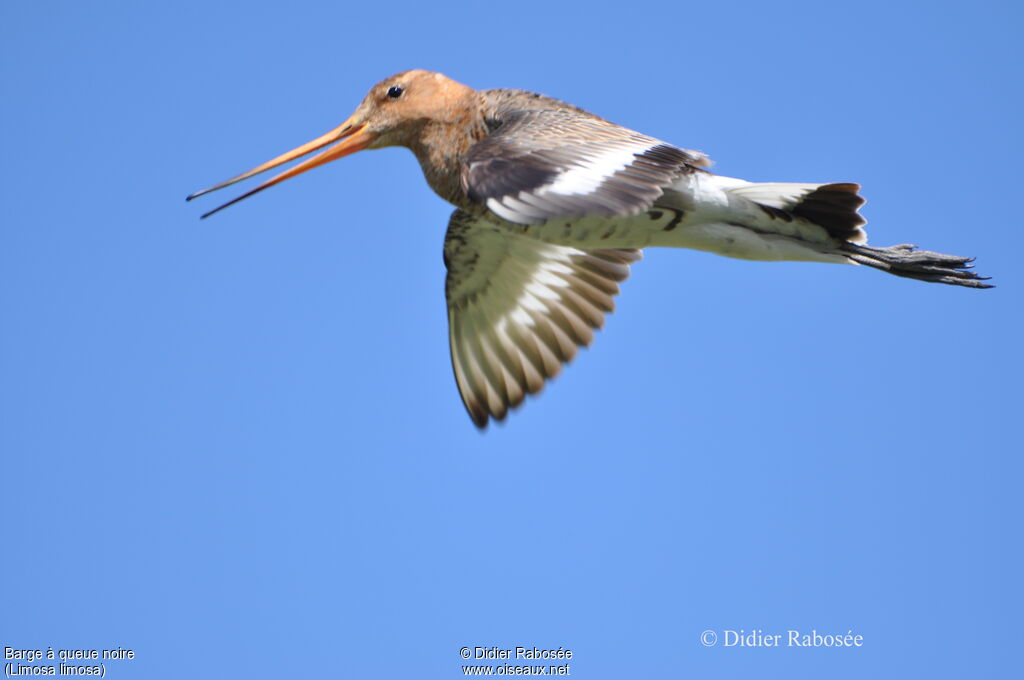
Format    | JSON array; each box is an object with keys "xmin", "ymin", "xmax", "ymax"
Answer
[{"xmin": 387, "ymin": 86, "xmax": 403, "ymax": 99}]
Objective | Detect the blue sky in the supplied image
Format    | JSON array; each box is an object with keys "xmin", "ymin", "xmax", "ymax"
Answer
[{"xmin": 1, "ymin": 1, "xmax": 1020, "ymax": 677}]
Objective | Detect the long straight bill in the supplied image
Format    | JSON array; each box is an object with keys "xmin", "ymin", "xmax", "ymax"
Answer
[{"xmin": 186, "ymin": 118, "xmax": 374, "ymax": 219}]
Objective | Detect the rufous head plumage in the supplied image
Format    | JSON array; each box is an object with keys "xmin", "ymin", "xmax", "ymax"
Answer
[{"xmin": 186, "ymin": 70, "xmax": 476, "ymax": 217}]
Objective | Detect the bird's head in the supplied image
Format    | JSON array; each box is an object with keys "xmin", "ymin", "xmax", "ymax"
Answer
[{"xmin": 186, "ymin": 70, "xmax": 476, "ymax": 217}]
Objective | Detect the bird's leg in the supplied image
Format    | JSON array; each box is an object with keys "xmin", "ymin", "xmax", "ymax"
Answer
[{"xmin": 839, "ymin": 242, "xmax": 992, "ymax": 288}]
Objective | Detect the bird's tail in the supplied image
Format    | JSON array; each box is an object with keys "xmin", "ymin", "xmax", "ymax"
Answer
[
  {"xmin": 723, "ymin": 180, "xmax": 869, "ymax": 244},
  {"xmin": 720, "ymin": 180, "xmax": 991, "ymax": 288}
]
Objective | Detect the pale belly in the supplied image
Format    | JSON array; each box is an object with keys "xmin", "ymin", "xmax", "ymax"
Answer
[{"xmin": 499, "ymin": 209, "xmax": 850, "ymax": 265}]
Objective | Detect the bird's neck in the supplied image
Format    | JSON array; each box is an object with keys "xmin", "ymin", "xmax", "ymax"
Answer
[{"xmin": 407, "ymin": 99, "xmax": 489, "ymax": 211}]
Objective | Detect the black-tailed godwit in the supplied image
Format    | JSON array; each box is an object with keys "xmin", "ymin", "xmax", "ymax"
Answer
[{"xmin": 188, "ymin": 70, "xmax": 989, "ymax": 428}]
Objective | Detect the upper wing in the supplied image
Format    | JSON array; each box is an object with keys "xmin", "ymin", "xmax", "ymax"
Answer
[
  {"xmin": 462, "ymin": 107, "xmax": 710, "ymax": 225},
  {"xmin": 444, "ymin": 210, "xmax": 641, "ymax": 428}
]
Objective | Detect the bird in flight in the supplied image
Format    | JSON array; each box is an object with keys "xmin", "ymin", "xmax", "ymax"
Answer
[{"xmin": 188, "ymin": 70, "xmax": 990, "ymax": 428}]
